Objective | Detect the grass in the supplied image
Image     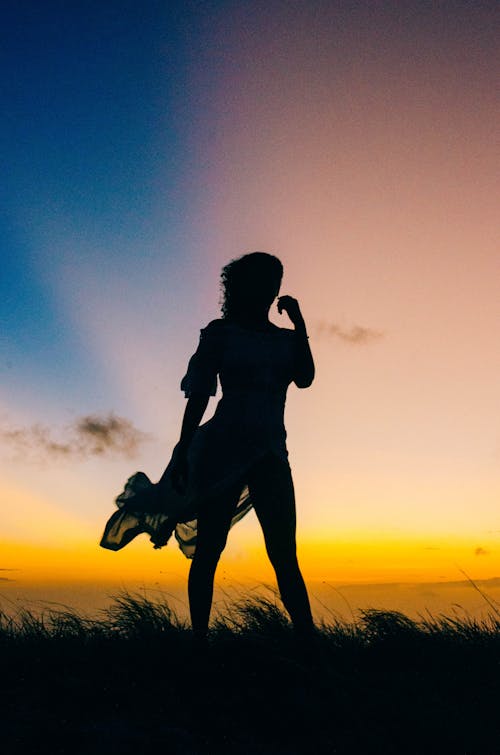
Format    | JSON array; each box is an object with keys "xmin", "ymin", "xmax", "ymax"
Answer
[{"xmin": 1, "ymin": 584, "xmax": 500, "ymax": 755}]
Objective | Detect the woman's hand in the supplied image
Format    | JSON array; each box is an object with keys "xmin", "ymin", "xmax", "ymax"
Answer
[
  {"xmin": 277, "ymin": 295, "xmax": 305, "ymax": 329},
  {"xmin": 170, "ymin": 449, "xmax": 189, "ymax": 495}
]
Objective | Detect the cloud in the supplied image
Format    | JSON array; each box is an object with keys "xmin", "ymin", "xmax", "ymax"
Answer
[
  {"xmin": 474, "ymin": 547, "xmax": 490, "ymax": 556},
  {"xmin": 313, "ymin": 321, "xmax": 384, "ymax": 344},
  {"xmin": 1, "ymin": 412, "xmax": 151, "ymax": 461}
]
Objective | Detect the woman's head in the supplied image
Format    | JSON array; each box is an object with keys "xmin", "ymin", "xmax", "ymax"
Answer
[{"xmin": 219, "ymin": 252, "xmax": 283, "ymax": 319}]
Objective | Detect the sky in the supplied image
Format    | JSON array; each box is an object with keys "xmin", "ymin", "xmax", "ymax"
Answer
[{"xmin": 1, "ymin": 0, "xmax": 499, "ymax": 617}]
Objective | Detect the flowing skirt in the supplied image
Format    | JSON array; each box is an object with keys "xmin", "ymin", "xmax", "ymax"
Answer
[
  {"xmin": 98, "ymin": 466, "xmax": 252, "ymax": 558},
  {"xmin": 99, "ymin": 413, "xmax": 287, "ymax": 558}
]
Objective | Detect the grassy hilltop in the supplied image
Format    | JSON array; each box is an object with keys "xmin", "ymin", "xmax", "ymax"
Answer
[{"xmin": 2, "ymin": 588, "xmax": 500, "ymax": 755}]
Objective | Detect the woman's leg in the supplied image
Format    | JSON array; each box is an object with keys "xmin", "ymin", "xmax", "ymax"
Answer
[
  {"xmin": 247, "ymin": 453, "xmax": 314, "ymax": 635},
  {"xmin": 188, "ymin": 477, "xmax": 245, "ymax": 638}
]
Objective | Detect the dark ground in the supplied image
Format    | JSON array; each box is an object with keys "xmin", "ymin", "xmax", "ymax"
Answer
[{"xmin": 2, "ymin": 591, "xmax": 500, "ymax": 754}]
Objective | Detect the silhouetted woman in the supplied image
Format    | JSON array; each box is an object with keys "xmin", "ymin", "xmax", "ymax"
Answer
[{"xmin": 100, "ymin": 252, "xmax": 315, "ymax": 642}]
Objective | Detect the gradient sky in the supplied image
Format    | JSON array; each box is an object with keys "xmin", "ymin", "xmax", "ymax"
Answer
[{"xmin": 1, "ymin": 1, "xmax": 499, "ymax": 603}]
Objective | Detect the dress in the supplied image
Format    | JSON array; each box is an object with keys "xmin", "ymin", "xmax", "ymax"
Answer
[{"xmin": 99, "ymin": 319, "xmax": 298, "ymax": 558}]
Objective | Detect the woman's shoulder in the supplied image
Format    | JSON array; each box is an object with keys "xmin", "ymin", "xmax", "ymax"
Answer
[
  {"xmin": 203, "ymin": 318, "xmax": 226, "ymax": 330},
  {"xmin": 274, "ymin": 326, "xmax": 296, "ymax": 335},
  {"xmin": 265, "ymin": 324, "xmax": 296, "ymax": 337},
  {"xmin": 196, "ymin": 320, "xmax": 229, "ymax": 351},
  {"xmin": 199, "ymin": 319, "xmax": 226, "ymax": 339},
  {"xmin": 207, "ymin": 319, "xmax": 295, "ymax": 336}
]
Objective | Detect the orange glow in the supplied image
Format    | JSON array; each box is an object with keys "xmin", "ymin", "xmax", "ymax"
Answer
[{"xmin": 2, "ymin": 531, "xmax": 498, "ymax": 587}]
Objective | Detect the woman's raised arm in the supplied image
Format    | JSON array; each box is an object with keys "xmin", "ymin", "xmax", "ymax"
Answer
[{"xmin": 277, "ymin": 295, "xmax": 315, "ymax": 388}]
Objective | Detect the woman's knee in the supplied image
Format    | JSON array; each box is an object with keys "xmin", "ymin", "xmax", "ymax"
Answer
[
  {"xmin": 193, "ymin": 533, "xmax": 228, "ymax": 567},
  {"xmin": 265, "ymin": 542, "xmax": 299, "ymax": 572}
]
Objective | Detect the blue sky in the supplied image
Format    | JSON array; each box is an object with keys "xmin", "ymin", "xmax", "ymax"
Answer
[{"xmin": 2, "ymin": 1, "xmax": 217, "ymax": 410}]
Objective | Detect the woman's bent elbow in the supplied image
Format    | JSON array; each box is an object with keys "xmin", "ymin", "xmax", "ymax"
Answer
[{"xmin": 293, "ymin": 375, "xmax": 314, "ymax": 388}]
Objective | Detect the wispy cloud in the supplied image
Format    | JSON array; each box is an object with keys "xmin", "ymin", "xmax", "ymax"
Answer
[
  {"xmin": 313, "ymin": 320, "xmax": 384, "ymax": 344},
  {"xmin": 1, "ymin": 412, "xmax": 151, "ymax": 461}
]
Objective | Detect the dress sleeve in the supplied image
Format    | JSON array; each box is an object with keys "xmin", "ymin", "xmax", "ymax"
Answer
[{"xmin": 180, "ymin": 323, "xmax": 221, "ymax": 398}]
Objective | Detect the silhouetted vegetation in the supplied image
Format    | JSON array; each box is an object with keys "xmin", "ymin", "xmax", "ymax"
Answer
[{"xmin": 2, "ymin": 588, "xmax": 500, "ymax": 754}]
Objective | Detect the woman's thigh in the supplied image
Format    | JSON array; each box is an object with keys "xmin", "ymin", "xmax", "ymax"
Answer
[
  {"xmin": 247, "ymin": 453, "xmax": 297, "ymax": 558},
  {"xmin": 194, "ymin": 476, "xmax": 246, "ymax": 558}
]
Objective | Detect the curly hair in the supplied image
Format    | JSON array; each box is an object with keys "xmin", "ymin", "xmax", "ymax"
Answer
[{"xmin": 219, "ymin": 252, "xmax": 283, "ymax": 319}]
